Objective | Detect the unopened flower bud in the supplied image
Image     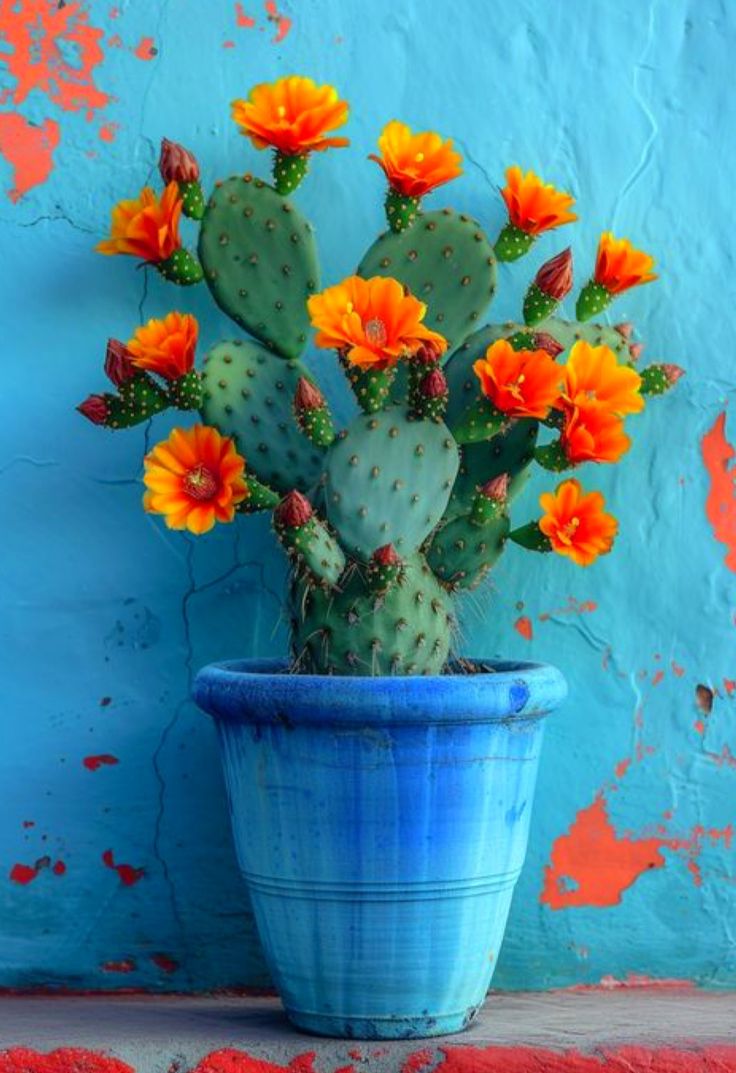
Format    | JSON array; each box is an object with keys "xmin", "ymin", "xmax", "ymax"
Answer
[
  {"xmin": 414, "ymin": 338, "xmax": 446, "ymax": 365},
  {"xmin": 533, "ymin": 332, "xmax": 564, "ymax": 359},
  {"xmin": 535, "ymin": 248, "xmax": 573, "ymax": 301},
  {"xmin": 629, "ymin": 342, "xmax": 644, "ymax": 361},
  {"xmin": 614, "ymin": 322, "xmax": 633, "ymax": 339},
  {"xmin": 420, "ymin": 367, "xmax": 448, "ymax": 398},
  {"xmin": 104, "ymin": 338, "xmax": 136, "ymax": 387},
  {"xmin": 294, "ymin": 376, "xmax": 325, "ymax": 412},
  {"xmin": 481, "ymin": 473, "xmax": 509, "ymax": 502},
  {"xmin": 275, "ymin": 489, "xmax": 313, "ymax": 528},
  {"xmin": 661, "ymin": 363, "xmax": 685, "ymax": 385},
  {"xmin": 159, "ymin": 138, "xmax": 200, "ymax": 183},
  {"xmin": 77, "ymin": 394, "xmax": 110, "ymax": 426},
  {"xmin": 372, "ymin": 543, "xmax": 401, "ymax": 566}
]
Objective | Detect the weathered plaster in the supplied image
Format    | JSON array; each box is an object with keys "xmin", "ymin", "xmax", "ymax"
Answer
[{"xmin": 1, "ymin": 0, "xmax": 735, "ymax": 990}]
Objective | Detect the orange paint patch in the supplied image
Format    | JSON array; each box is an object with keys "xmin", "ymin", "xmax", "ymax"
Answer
[
  {"xmin": 724, "ymin": 678, "xmax": 736, "ymax": 694},
  {"xmin": 694, "ymin": 719, "xmax": 706, "ymax": 735},
  {"xmin": 134, "ymin": 35, "xmax": 157, "ymax": 60},
  {"xmin": 672, "ymin": 661, "xmax": 685, "ymax": 677},
  {"xmin": 514, "ymin": 615, "xmax": 533, "ymax": 641},
  {"xmin": 99, "ymin": 122, "xmax": 119, "ymax": 143},
  {"xmin": 0, "ymin": 113, "xmax": 59, "ymax": 201},
  {"xmin": 614, "ymin": 757, "xmax": 632, "ymax": 779},
  {"xmin": 651, "ymin": 669, "xmax": 665, "ymax": 686},
  {"xmin": 265, "ymin": 0, "xmax": 291, "ymax": 42},
  {"xmin": 542, "ymin": 796, "xmax": 733, "ymax": 909},
  {"xmin": 222, "ymin": 40, "xmax": 236, "ymax": 48},
  {"xmin": 538, "ymin": 597, "xmax": 598, "ymax": 622},
  {"xmin": 702, "ymin": 411, "xmax": 736, "ymax": 570},
  {"xmin": 235, "ymin": 1, "xmax": 256, "ymax": 27}
]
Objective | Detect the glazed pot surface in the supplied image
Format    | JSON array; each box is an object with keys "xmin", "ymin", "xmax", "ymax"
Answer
[{"xmin": 194, "ymin": 659, "xmax": 567, "ymax": 1039}]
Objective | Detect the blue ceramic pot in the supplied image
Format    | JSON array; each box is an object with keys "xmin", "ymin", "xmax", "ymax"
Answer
[{"xmin": 194, "ymin": 658, "xmax": 566, "ymax": 1039}]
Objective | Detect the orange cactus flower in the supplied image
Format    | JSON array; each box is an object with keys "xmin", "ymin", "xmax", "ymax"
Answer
[
  {"xmin": 96, "ymin": 183, "xmax": 182, "ymax": 262},
  {"xmin": 563, "ymin": 340, "xmax": 644, "ymax": 416},
  {"xmin": 143, "ymin": 425, "xmax": 247, "ymax": 535},
  {"xmin": 501, "ymin": 166, "xmax": 577, "ymax": 236},
  {"xmin": 539, "ymin": 479, "xmax": 618, "ymax": 566},
  {"xmin": 231, "ymin": 75, "xmax": 349, "ymax": 156},
  {"xmin": 561, "ymin": 400, "xmax": 631, "ymax": 464},
  {"xmin": 127, "ymin": 312, "xmax": 199, "ymax": 382},
  {"xmin": 307, "ymin": 275, "xmax": 447, "ymax": 370},
  {"xmin": 369, "ymin": 120, "xmax": 463, "ymax": 198},
  {"xmin": 594, "ymin": 232, "xmax": 657, "ymax": 294},
  {"xmin": 472, "ymin": 338, "xmax": 563, "ymax": 420}
]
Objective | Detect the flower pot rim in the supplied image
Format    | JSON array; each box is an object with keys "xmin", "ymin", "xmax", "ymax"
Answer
[{"xmin": 194, "ymin": 657, "xmax": 567, "ymax": 727}]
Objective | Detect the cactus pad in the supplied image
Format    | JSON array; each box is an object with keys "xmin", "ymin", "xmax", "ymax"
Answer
[
  {"xmin": 200, "ymin": 339, "xmax": 325, "ymax": 493},
  {"xmin": 427, "ymin": 512, "xmax": 510, "ymax": 590},
  {"xmin": 324, "ymin": 406, "xmax": 459, "ymax": 561},
  {"xmin": 357, "ymin": 210, "xmax": 496, "ymax": 355},
  {"xmin": 289, "ymin": 554, "xmax": 455, "ymax": 675},
  {"xmin": 199, "ymin": 175, "xmax": 319, "ymax": 359}
]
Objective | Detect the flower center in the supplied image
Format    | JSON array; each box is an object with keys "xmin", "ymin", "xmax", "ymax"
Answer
[
  {"xmin": 508, "ymin": 373, "xmax": 526, "ymax": 400},
  {"xmin": 364, "ymin": 317, "xmax": 388, "ymax": 348},
  {"xmin": 183, "ymin": 464, "xmax": 218, "ymax": 501},
  {"xmin": 559, "ymin": 516, "xmax": 580, "ymax": 544},
  {"xmin": 414, "ymin": 152, "xmax": 425, "ymax": 163}
]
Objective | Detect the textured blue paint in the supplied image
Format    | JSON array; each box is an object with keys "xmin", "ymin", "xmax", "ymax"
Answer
[
  {"xmin": 1, "ymin": 0, "xmax": 735, "ymax": 991},
  {"xmin": 194, "ymin": 659, "xmax": 565, "ymax": 1037}
]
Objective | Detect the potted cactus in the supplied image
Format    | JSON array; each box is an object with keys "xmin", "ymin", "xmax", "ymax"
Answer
[{"xmin": 80, "ymin": 76, "xmax": 681, "ymax": 1038}]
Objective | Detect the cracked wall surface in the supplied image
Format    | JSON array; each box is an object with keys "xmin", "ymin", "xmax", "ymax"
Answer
[{"xmin": 1, "ymin": 0, "xmax": 735, "ymax": 990}]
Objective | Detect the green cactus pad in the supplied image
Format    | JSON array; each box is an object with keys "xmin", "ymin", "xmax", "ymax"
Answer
[
  {"xmin": 426, "ymin": 513, "xmax": 510, "ymax": 590},
  {"xmin": 275, "ymin": 515, "xmax": 346, "ymax": 588},
  {"xmin": 449, "ymin": 424, "xmax": 539, "ymax": 522},
  {"xmin": 179, "ymin": 180, "xmax": 205, "ymax": 220},
  {"xmin": 198, "ymin": 175, "xmax": 319, "ymax": 359},
  {"xmin": 289, "ymin": 554, "xmax": 455, "ymax": 675},
  {"xmin": 106, "ymin": 374, "xmax": 169, "ymax": 429},
  {"xmin": 357, "ymin": 209, "xmax": 497, "ymax": 355},
  {"xmin": 324, "ymin": 406, "xmax": 459, "ymax": 561},
  {"xmin": 523, "ymin": 282, "xmax": 559, "ymax": 326},
  {"xmin": 200, "ymin": 339, "xmax": 325, "ymax": 493},
  {"xmin": 239, "ymin": 475, "xmax": 279, "ymax": 513},
  {"xmin": 273, "ymin": 152, "xmax": 309, "ymax": 196},
  {"xmin": 157, "ymin": 247, "xmax": 203, "ymax": 286},
  {"xmin": 167, "ymin": 370, "xmax": 203, "ymax": 410},
  {"xmin": 509, "ymin": 521, "xmax": 553, "ymax": 553},
  {"xmin": 576, "ymin": 280, "xmax": 612, "ymax": 321},
  {"xmin": 385, "ymin": 189, "xmax": 420, "ymax": 232},
  {"xmin": 494, "ymin": 222, "xmax": 535, "ymax": 262}
]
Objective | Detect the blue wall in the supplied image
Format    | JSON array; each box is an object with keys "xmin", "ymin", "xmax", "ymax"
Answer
[{"xmin": 2, "ymin": 0, "xmax": 736, "ymax": 990}]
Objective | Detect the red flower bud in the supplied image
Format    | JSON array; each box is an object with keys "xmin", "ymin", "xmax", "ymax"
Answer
[
  {"xmin": 77, "ymin": 394, "xmax": 109, "ymax": 426},
  {"xmin": 294, "ymin": 376, "xmax": 325, "ymax": 412},
  {"xmin": 629, "ymin": 342, "xmax": 644, "ymax": 361},
  {"xmin": 371, "ymin": 543, "xmax": 401, "ymax": 566},
  {"xmin": 534, "ymin": 248, "xmax": 573, "ymax": 301},
  {"xmin": 275, "ymin": 489, "xmax": 313, "ymax": 528},
  {"xmin": 413, "ymin": 338, "xmax": 445, "ymax": 365},
  {"xmin": 614, "ymin": 322, "xmax": 633, "ymax": 339},
  {"xmin": 533, "ymin": 332, "xmax": 564, "ymax": 359},
  {"xmin": 480, "ymin": 473, "xmax": 509, "ymax": 502},
  {"xmin": 104, "ymin": 338, "xmax": 137, "ymax": 387},
  {"xmin": 661, "ymin": 363, "xmax": 685, "ymax": 386},
  {"xmin": 159, "ymin": 137, "xmax": 200, "ymax": 184},
  {"xmin": 420, "ymin": 367, "xmax": 448, "ymax": 398}
]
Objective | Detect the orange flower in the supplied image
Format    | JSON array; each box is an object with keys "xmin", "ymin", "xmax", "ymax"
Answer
[
  {"xmin": 307, "ymin": 275, "xmax": 447, "ymax": 370},
  {"xmin": 143, "ymin": 425, "xmax": 247, "ymax": 535},
  {"xmin": 96, "ymin": 183, "xmax": 182, "ymax": 262},
  {"xmin": 472, "ymin": 338, "xmax": 563, "ymax": 419},
  {"xmin": 563, "ymin": 340, "xmax": 643, "ymax": 416},
  {"xmin": 561, "ymin": 400, "xmax": 631, "ymax": 464},
  {"xmin": 539, "ymin": 479, "xmax": 618, "ymax": 566},
  {"xmin": 594, "ymin": 232, "xmax": 657, "ymax": 294},
  {"xmin": 369, "ymin": 120, "xmax": 462, "ymax": 197},
  {"xmin": 501, "ymin": 166, "xmax": 577, "ymax": 235},
  {"xmin": 127, "ymin": 312, "xmax": 198, "ymax": 381},
  {"xmin": 231, "ymin": 75, "xmax": 349, "ymax": 156}
]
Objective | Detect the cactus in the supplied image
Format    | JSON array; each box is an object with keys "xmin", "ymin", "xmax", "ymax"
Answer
[
  {"xmin": 88, "ymin": 75, "xmax": 680, "ymax": 677},
  {"xmin": 200, "ymin": 339, "xmax": 325, "ymax": 493},
  {"xmin": 357, "ymin": 209, "xmax": 497, "ymax": 355},
  {"xmin": 199, "ymin": 176, "xmax": 318, "ymax": 358}
]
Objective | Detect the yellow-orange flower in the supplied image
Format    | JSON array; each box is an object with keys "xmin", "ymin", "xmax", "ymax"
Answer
[
  {"xmin": 127, "ymin": 312, "xmax": 198, "ymax": 381},
  {"xmin": 473, "ymin": 338, "xmax": 563, "ymax": 419},
  {"xmin": 539, "ymin": 479, "xmax": 618, "ymax": 566},
  {"xmin": 561, "ymin": 400, "xmax": 631, "ymax": 464},
  {"xmin": 501, "ymin": 166, "xmax": 577, "ymax": 235},
  {"xmin": 594, "ymin": 232, "xmax": 657, "ymax": 294},
  {"xmin": 96, "ymin": 183, "xmax": 182, "ymax": 262},
  {"xmin": 369, "ymin": 120, "xmax": 462, "ymax": 197},
  {"xmin": 143, "ymin": 425, "xmax": 247, "ymax": 535},
  {"xmin": 563, "ymin": 340, "xmax": 644, "ymax": 416},
  {"xmin": 307, "ymin": 275, "xmax": 447, "ymax": 370},
  {"xmin": 231, "ymin": 75, "xmax": 349, "ymax": 156}
]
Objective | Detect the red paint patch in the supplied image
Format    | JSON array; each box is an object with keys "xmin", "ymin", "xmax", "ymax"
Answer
[
  {"xmin": 150, "ymin": 953, "xmax": 179, "ymax": 974},
  {"xmin": 133, "ymin": 36, "xmax": 157, "ymax": 60},
  {"xmin": 725, "ymin": 678, "xmax": 736, "ymax": 694},
  {"xmin": 672, "ymin": 661, "xmax": 685, "ymax": 677},
  {"xmin": 223, "ymin": 40, "xmax": 236, "ymax": 48},
  {"xmin": 83, "ymin": 754, "xmax": 119, "ymax": 772},
  {"xmin": 98, "ymin": 122, "xmax": 119, "ymax": 143},
  {"xmin": 102, "ymin": 849, "xmax": 144, "ymax": 887},
  {"xmin": 513, "ymin": 615, "xmax": 533, "ymax": 641},
  {"xmin": 52, "ymin": 860, "xmax": 66, "ymax": 876},
  {"xmin": 0, "ymin": 113, "xmax": 59, "ymax": 201},
  {"xmin": 0, "ymin": 1049, "xmax": 134, "ymax": 1073},
  {"xmin": 705, "ymin": 744, "xmax": 736, "ymax": 769},
  {"xmin": 10, "ymin": 863, "xmax": 39, "ymax": 885},
  {"xmin": 401, "ymin": 1051, "xmax": 436, "ymax": 1073},
  {"xmin": 265, "ymin": 0, "xmax": 291, "ymax": 42},
  {"xmin": 539, "ymin": 597, "xmax": 598, "ymax": 621},
  {"xmin": 542, "ymin": 796, "xmax": 733, "ymax": 909},
  {"xmin": 614, "ymin": 757, "xmax": 631, "ymax": 779},
  {"xmin": 101, "ymin": 959, "xmax": 136, "ymax": 973},
  {"xmin": 702, "ymin": 411, "xmax": 736, "ymax": 570},
  {"xmin": 651, "ymin": 669, "xmax": 664, "ymax": 686},
  {"xmin": 694, "ymin": 719, "xmax": 706, "ymax": 736},
  {"xmin": 189, "ymin": 1050, "xmax": 345, "ymax": 1073},
  {"xmin": 235, "ymin": 2, "xmax": 256, "ymax": 27},
  {"xmin": 431, "ymin": 1044, "xmax": 736, "ymax": 1071}
]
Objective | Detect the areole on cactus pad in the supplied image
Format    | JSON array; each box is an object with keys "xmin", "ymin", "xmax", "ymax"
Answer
[{"xmin": 81, "ymin": 72, "xmax": 683, "ymax": 677}]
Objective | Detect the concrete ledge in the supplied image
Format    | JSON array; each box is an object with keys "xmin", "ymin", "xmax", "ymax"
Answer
[{"xmin": 0, "ymin": 989, "xmax": 735, "ymax": 1072}]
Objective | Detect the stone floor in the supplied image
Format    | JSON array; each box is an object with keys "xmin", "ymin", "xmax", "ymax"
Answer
[{"xmin": 1, "ymin": 989, "xmax": 736, "ymax": 1071}]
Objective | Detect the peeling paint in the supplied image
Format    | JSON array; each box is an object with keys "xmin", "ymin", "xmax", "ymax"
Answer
[
  {"xmin": 702, "ymin": 411, "xmax": 736, "ymax": 570},
  {"xmin": 430, "ymin": 1044, "xmax": 736, "ymax": 1072},
  {"xmin": 133, "ymin": 36, "xmax": 156, "ymax": 61},
  {"xmin": 101, "ymin": 850, "xmax": 144, "ymax": 887},
  {"xmin": 513, "ymin": 615, "xmax": 532, "ymax": 641},
  {"xmin": 0, "ymin": 1050, "xmax": 134, "ymax": 1073},
  {"xmin": 0, "ymin": 113, "xmax": 59, "ymax": 202},
  {"xmin": 83, "ymin": 754, "xmax": 119, "ymax": 771},
  {"xmin": 189, "ymin": 1050, "xmax": 354, "ymax": 1073}
]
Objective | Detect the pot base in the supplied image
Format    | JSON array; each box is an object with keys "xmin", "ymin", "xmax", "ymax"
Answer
[{"xmin": 286, "ymin": 1004, "xmax": 481, "ymax": 1040}]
